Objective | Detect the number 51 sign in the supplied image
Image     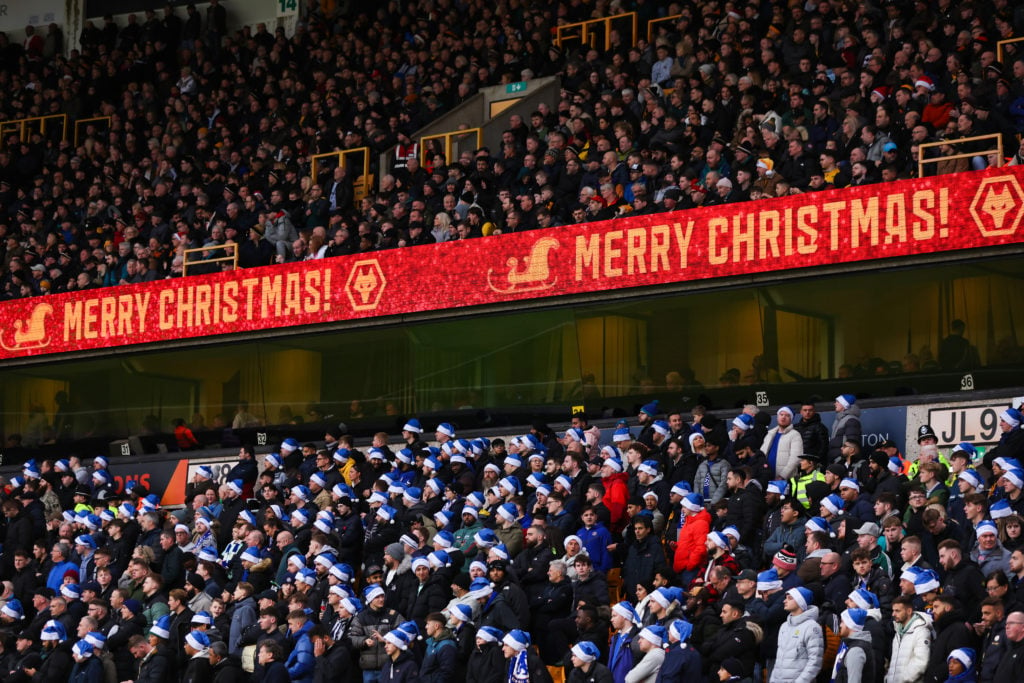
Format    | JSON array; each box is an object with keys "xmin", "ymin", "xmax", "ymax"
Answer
[{"xmin": 277, "ymin": 0, "xmax": 298, "ymax": 17}]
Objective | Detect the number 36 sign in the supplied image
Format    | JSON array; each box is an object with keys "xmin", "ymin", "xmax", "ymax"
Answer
[{"xmin": 277, "ymin": 0, "xmax": 298, "ymax": 17}]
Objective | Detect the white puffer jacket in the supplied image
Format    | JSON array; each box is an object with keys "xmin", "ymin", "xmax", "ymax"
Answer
[
  {"xmin": 885, "ymin": 611, "xmax": 933, "ymax": 683},
  {"xmin": 771, "ymin": 605, "xmax": 823, "ymax": 683},
  {"xmin": 761, "ymin": 424, "xmax": 804, "ymax": 480}
]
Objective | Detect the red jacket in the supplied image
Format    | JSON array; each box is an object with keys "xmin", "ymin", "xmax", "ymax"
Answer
[
  {"xmin": 673, "ymin": 508, "xmax": 711, "ymax": 573},
  {"xmin": 603, "ymin": 472, "xmax": 630, "ymax": 533}
]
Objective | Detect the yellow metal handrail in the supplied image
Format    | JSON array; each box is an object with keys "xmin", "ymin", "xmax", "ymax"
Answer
[
  {"xmin": 74, "ymin": 116, "xmax": 112, "ymax": 146},
  {"xmin": 918, "ymin": 133, "xmax": 1004, "ymax": 178},
  {"xmin": 182, "ymin": 243, "xmax": 238, "ymax": 277},
  {"xmin": 0, "ymin": 114, "xmax": 68, "ymax": 147},
  {"xmin": 997, "ymin": 36, "xmax": 1024, "ymax": 64},
  {"xmin": 554, "ymin": 12, "xmax": 638, "ymax": 52},
  {"xmin": 647, "ymin": 14, "xmax": 681, "ymax": 43},
  {"xmin": 420, "ymin": 128, "xmax": 482, "ymax": 169},
  {"xmin": 310, "ymin": 147, "xmax": 373, "ymax": 202}
]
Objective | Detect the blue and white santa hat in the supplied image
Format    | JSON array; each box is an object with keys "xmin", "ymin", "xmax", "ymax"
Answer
[
  {"xmin": 958, "ymin": 468, "xmax": 984, "ymax": 490},
  {"xmin": 671, "ymin": 481, "xmax": 692, "ymax": 498},
  {"xmin": 61, "ymin": 584, "xmax": 81, "ymax": 600},
  {"xmin": 948, "ymin": 648, "xmax": 975, "ymax": 670},
  {"xmin": 888, "ymin": 457, "xmax": 903, "ymax": 474},
  {"xmin": 333, "ymin": 448, "xmax": 350, "ymax": 464},
  {"xmin": 298, "ymin": 568, "xmax": 317, "ymax": 586},
  {"xmin": 496, "ymin": 503, "xmax": 519, "ymax": 523},
  {"xmin": 951, "ymin": 442, "xmax": 977, "ymax": 459},
  {"xmin": 1005, "ymin": 469, "xmax": 1024, "ymax": 490},
  {"xmin": 913, "ymin": 569, "xmax": 941, "ymax": 594},
  {"xmin": 821, "ymin": 494, "xmax": 844, "ymax": 516},
  {"xmin": 612, "ymin": 601, "xmax": 640, "ymax": 626},
  {"xmin": 836, "ymin": 394, "xmax": 856, "ymax": 409},
  {"xmin": 263, "ymin": 453, "xmax": 282, "ymax": 469},
  {"xmin": 992, "ymin": 499, "xmax": 1013, "ymax": 519},
  {"xmin": 639, "ymin": 625, "xmax": 666, "ymax": 646},
  {"xmin": 395, "ymin": 449, "xmax": 415, "ymax": 466},
  {"xmin": 94, "ymin": 455, "xmax": 108, "ymax": 469},
  {"xmin": 502, "ymin": 629, "xmax": 531, "ymax": 651},
  {"xmin": 450, "ymin": 603, "xmax": 473, "ymax": 623},
  {"xmin": 185, "ymin": 630, "xmax": 210, "ymax": 652},
  {"xmin": 280, "ymin": 438, "xmax": 300, "ymax": 453},
  {"xmin": 995, "ymin": 457, "xmax": 1022, "ymax": 472},
  {"xmin": 554, "ymin": 475, "xmax": 573, "ymax": 491},
  {"xmin": 340, "ymin": 597, "xmax": 363, "ymax": 615},
  {"xmin": 191, "ymin": 611, "xmax": 213, "ymax": 625},
  {"xmin": 732, "ymin": 414, "xmax": 754, "ymax": 431},
  {"xmin": 41, "ymin": 620, "xmax": 67, "ymax": 641},
  {"xmin": 571, "ymin": 640, "xmax": 601, "ymax": 662},
  {"xmin": 226, "ymin": 479, "xmax": 243, "ymax": 496},
  {"xmin": 668, "ymin": 619, "xmax": 693, "ymax": 643},
  {"xmin": 564, "ymin": 427, "xmax": 585, "ymax": 443},
  {"xmin": 477, "ymin": 626, "xmax": 504, "ymax": 643},
  {"xmin": 427, "ymin": 550, "xmax": 451, "ymax": 569},
  {"xmin": 841, "ymin": 608, "xmax": 867, "ymax": 632},
  {"xmin": 364, "ymin": 585, "xmax": 386, "ymax": 603},
  {"xmin": 290, "ymin": 508, "xmax": 311, "ymax": 527},
  {"xmin": 839, "ymin": 478, "xmax": 860, "ymax": 492},
  {"xmin": 149, "ymin": 615, "xmax": 172, "ymax": 639},
  {"xmin": 436, "ymin": 423, "xmax": 456, "ymax": 438},
  {"xmin": 706, "ymin": 531, "xmax": 730, "ymax": 550},
  {"xmin": 1, "ymin": 599, "xmax": 23, "ymax": 620},
  {"xmin": 84, "ymin": 631, "xmax": 106, "ymax": 649},
  {"xmin": 681, "ymin": 493, "xmax": 704, "ymax": 512},
  {"xmin": 411, "ymin": 557, "xmax": 430, "ymax": 572},
  {"xmin": 376, "ymin": 505, "xmax": 396, "ymax": 522},
  {"xmin": 1001, "ymin": 408, "xmax": 1022, "ymax": 429},
  {"xmin": 638, "ymin": 460, "xmax": 660, "ymax": 477},
  {"xmin": 848, "ymin": 588, "xmax": 879, "ymax": 611},
  {"xmin": 652, "ymin": 420, "xmax": 671, "ymax": 437},
  {"xmin": 197, "ymin": 547, "xmax": 220, "ymax": 563},
  {"xmin": 402, "ymin": 418, "xmax": 423, "ymax": 434},
  {"xmin": 603, "ymin": 457, "xmax": 625, "ymax": 474},
  {"xmin": 613, "ymin": 427, "xmax": 633, "ymax": 443},
  {"xmin": 976, "ymin": 520, "xmax": 999, "ymax": 538},
  {"xmin": 757, "ymin": 568, "xmax": 782, "ymax": 592},
  {"xmin": 72, "ymin": 640, "xmax": 94, "ymax": 658},
  {"xmin": 330, "ymin": 563, "xmax": 353, "ymax": 583}
]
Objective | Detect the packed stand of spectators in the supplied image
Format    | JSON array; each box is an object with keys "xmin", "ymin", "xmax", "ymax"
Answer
[
  {"xmin": 4, "ymin": 396, "xmax": 1024, "ymax": 681},
  {"xmin": 3, "ymin": 0, "xmax": 1024, "ymax": 301}
]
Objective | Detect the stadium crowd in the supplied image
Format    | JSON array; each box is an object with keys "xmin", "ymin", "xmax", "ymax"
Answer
[
  {"xmin": 1, "ymin": 396, "xmax": 1024, "ymax": 682},
  {"xmin": 2, "ymin": 0, "xmax": 1024, "ymax": 299}
]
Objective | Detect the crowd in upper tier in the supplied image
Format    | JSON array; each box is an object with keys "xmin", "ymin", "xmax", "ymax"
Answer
[{"xmin": 3, "ymin": 0, "xmax": 1023, "ymax": 301}]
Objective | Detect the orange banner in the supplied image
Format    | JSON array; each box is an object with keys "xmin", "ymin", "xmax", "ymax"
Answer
[{"xmin": 2, "ymin": 167, "xmax": 1023, "ymax": 362}]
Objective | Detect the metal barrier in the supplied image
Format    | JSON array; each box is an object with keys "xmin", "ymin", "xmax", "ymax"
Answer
[
  {"xmin": 0, "ymin": 114, "xmax": 68, "ymax": 147},
  {"xmin": 420, "ymin": 128, "xmax": 482, "ymax": 168},
  {"xmin": 310, "ymin": 147, "xmax": 373, "ymax": 202},
  {"xmin": 647, "ymin": 14, "xmax": 682, "ymax": 43},
  {"xmin": 554, "ymin": 12, "xmax": 637, "ymax": 52},
  {"xmin": 74, "ymin": 116, "xmax": 112, "ymax": 146},
  {"xmin": 917, "ymin": 133, "xmax": 1004, "ymax": 178},
  {"xmin": 997, "ymin": 36, "xmax": 1024, "ymax": 64},
  {"xmin": 182, "ymin": 243, "xmax": 238, "ymax": 277}
]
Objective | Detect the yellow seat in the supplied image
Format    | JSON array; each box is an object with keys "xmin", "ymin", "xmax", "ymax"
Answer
[
  {"xmin": 606, "ymin": 567, "xmax": 623, "ymax": 603},
  {"xmin": 547, "ymin": 665, "xmax": 566, "ymax": 683}
]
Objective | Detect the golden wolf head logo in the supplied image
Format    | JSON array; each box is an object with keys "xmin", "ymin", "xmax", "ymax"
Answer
[
  {"xmin": 981, "ymin": 186, "xmax": 1014, "ymax": 230},
  {"xmin": 970, "ymin": 175, "xmax": 1024, "ymax": 237}
]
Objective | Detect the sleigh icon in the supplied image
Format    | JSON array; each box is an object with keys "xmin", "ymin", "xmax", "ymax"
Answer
[
  {"xmin": 486, "ymin": 237, "xmax": 560, "ymax": 294},
  {"xmin": 0, "ymin": 303, "xmax": 54, "ymax": 352}
]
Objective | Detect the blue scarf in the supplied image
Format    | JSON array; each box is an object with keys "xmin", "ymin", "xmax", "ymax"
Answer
[{"xmin": 507, "ymin": 650, "xmax": 530, "ymax": 683}]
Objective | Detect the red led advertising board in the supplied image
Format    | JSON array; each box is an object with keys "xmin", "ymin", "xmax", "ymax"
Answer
[{"xmin": 2, "ymin": 166, "xmax": 1024, "ymax": 362}]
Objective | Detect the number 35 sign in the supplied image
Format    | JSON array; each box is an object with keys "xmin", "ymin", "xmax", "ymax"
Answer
[{"xmin": 277, "ymin": 0, "xmax": 298, "ymax": 17}]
